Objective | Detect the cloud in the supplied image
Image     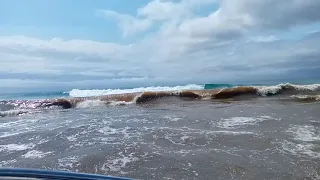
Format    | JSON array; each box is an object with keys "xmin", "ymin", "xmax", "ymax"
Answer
[
  {"xmin": 220, "ymin": 0, "xmax": 320, "ymax": 30},
  {"xmin": 246, "ymin": 36, "xmax": 278, "ymax": 43},
  {"xmin": 1, "ymin": 0, "xmax": 320, "ymax": 92},
  {"xmin": 98, "ymin": 0, "xmax": 217, "ymax": 37},
  {"xmin": 100, "ymin": 0, "xmax": 320, "ymax": 40},
  {"xmin": 137, "ymin": 0, "xmax": 216, "ymax": 21},
  {"xmin": 172, "ymin": 0, "xmax": 320, "ymax": 42}
]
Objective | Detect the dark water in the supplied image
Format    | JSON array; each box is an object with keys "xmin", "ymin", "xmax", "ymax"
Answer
[{"xmin": 0, "ymin": 97, "xmax": 319, "ymax": 180}]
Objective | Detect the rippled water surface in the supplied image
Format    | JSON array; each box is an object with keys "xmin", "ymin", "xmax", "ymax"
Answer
[{"xmin": 0, "ymin": 98, "xmax": 319, "ymax": 180}]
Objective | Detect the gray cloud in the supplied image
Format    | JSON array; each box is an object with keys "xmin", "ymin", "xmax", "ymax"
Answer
[
  {"xmin": 223, "ymin": 0, "xmax": 320, "ymax": 30},
  {"xmin": 1, "ymin": 0, "xmax": 320, "ymax": 91}
]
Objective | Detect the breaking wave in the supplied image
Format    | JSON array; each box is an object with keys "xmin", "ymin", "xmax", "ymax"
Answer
[
  {"xmin": 0, "ymin": 83, "xmax": 320, "ymax": 116},
  {"xmin": 67, "ymin": 83, "xmax": 320, "ymax": 98},
  {"xmin": 63, "ymin": 83, "xmax": 320, "ymax": 107},
  {"xmin": 69, "ymin": 84, "xmax": 204, "ymax": 97}
]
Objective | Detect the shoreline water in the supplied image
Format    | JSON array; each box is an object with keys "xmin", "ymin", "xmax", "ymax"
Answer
[{"xmin": 0, "ymin": 93, "xmax": 319, "ymax": 179}]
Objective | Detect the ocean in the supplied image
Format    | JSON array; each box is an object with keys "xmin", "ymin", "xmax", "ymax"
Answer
[{"xmin": 0, "ymin": 83, "xmax": 320, "ymax": 180}]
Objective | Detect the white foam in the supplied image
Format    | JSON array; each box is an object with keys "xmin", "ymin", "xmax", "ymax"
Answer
[
  {"xmin": 180, "ymin": 135, "xmax": 191, "ymax": 141},
  {"xmin": 101, "ymin": 152, "xmax": 139, "ymax": 173},
  {"xmin": 76, "ymin": 99, "xmax": 134, "ymax": 108},
  {"xmin": 291, "ymin": 95, "xmax": 320, "ymax": 101},
  {"xmin": 281, "ymin": 125, "xmax": 320, "ymax": 159},
  {"xmin": 217, "ymin": 116, "xmax": 276, "ymax": 129},
  {"xmin": 68, "ymin": 84, "xmax": 204, "ymax": 97},
  {"xmin": 22, "ymin": 150, "xmax": 52, "ymax": 159},
  {"xmin": 98, "ymin": 126, "xmax": 119, "ymax": 135},
  {"xmin": 0, "ymin": 109, "xmax": 29, "ymax": 117},
  {"xmin": 281, "ymin": 140, "xmax": 320, "ymax": 159},
  {"xmin": 255, "ymin": 83, "xmax": 320, "ymax": 96},
  {"xmin": 153, "ymin": 126, "xmax": 255, "ymax": 135},
  {"xmin": 66, "ymin": 135, "xmax": 78, "ymax": 142},
  {"xmin": 163, "ymin": 115, "xmax": 182, "ymax": 122},
  {"xmin": 0, "ymin": 159, "xmax": 17, "ymax": 167},
  {"xmin": 291, "ymin": 84, "xmax": 320, "ymax": 91},
  {"xmin": 0, "ymin": 143, "xmax": 35, "ymax": 152},
  {"xmin": 255, "ymin": 85, "xmax": 283, "ymax": 96},
  {"xmin": 213, "ymin": 131, "xmax": 255, "ymax": 135},
  {"xmin": 287, "ymin": 125, "xmax": 320, "ymax": 142},
  {"xmin": 58, "ymin": 156, "xmax": 81, "ymax": 170},
  {"xmin": 109, "ymin": 101, "xmax": 134, "ymax": 106},
  {"xmin": 76, "ymin": 100, "xmax": 106, "ymax": 108}
]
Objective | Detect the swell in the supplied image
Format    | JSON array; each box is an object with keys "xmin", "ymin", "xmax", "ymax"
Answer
[
  {"xmin": 42, "ymin": 91, "xmax": 204, "ymax": 109},
  {"xmin": 1, "ymin": 83, "xmax": 319, "ymax": 115},
  {"xmin": 42, "ymin": 83, "xmax": 320, "ymax": 109}
]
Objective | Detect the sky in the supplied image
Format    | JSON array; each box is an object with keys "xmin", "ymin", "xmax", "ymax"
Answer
[{"xmin": 1, "ymin": 0, "xmax": 320, "ymax": 92}]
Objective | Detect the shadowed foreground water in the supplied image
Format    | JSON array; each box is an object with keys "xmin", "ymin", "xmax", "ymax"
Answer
[{"xmin": 0, "ymin": 98, "xmax": 319, "ymax": 180}]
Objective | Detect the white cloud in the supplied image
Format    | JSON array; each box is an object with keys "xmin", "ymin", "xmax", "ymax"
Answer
[
  {"xmin": 98, "ymin": 0, "xmax": 217, "ymax": 37},
  {"xmin": 1, "ymin": 0, "xmax": 320, "ymax": 91},
  {"xmin": 173, "ymin": 0, "xmax": 320, "ymax": 41},
  {"xmin": 137, "ymin": 0, "xmax": 216, "ymax": 21},
  {"xmin": 246, "ymin": 36, "xmax": 278, "ymax": 43}
]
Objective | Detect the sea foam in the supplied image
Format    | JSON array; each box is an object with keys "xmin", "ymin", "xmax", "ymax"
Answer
[
  {"xmin": 68, "ymin": 84, "xmax": 204, "ymax": 97},
  {"xmin": 255, "ymin": 83, "xmax": 320, "ymax": 96}
]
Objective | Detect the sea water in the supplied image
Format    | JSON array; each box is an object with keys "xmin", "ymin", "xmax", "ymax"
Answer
[{"xmin": 0, "ymin": 83, "xmax": 320, "ymax": 180}]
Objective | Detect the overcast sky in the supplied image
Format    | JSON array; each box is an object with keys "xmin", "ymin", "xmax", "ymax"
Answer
[{"xmin": 1, "ymin": 0, "xmax": 320, "ymax": 92}]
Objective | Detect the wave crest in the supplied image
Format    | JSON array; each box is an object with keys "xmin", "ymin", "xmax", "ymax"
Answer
[
  {"xmin": 1, "ymin": 83, "xmax": 320, "ymax": 116},
  {"xmin": 52, "ymin": 83, "xmax": 320, "ymax": 108},
  {"xmin": 68, "ymin": 84, "xmax": 204, "ymax": 97},
  {"xmin": 255, "ymin": 83, "xmax": 320, "ymax": 96}
]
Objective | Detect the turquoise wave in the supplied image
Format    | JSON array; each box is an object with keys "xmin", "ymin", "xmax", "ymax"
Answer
[{"xmin": 204, "ymin": 84, "xmax": 234, "ymax": 89}]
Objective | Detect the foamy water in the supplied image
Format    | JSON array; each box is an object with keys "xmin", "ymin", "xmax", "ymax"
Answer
[
  {"xmin": 0, "ymin": 143, "xmax": 35, "ymax": 152},
  {"xmin": 217, "ymin": 116, "xmax": 279, "ymax": 129},
  {"xmin": 69, "ymin": 84, "xmax": 204, "ymax": 97},
  {"xmin": 280, "ymin": 125, "xmax": 320, "ymax": 159},
  {"xmin": 0, "ymin": 83, "xmax": 320, "ymax": 179},
  {"xmin": 22, "ymin": 150, "xmax": 53, "ymax": 159},
  {"xmin": 255, "ymin": 83, "xmax": 320, "ymax": 96}
]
